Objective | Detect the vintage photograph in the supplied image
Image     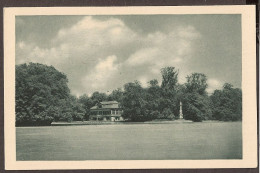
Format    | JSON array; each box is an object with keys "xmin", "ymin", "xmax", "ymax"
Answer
[
  {"xmin": 15, "ymin": 14, "xmax": 243, "ymax": 161},
  {"xmin": 4, "ymin": 6, "xmax": 257, "ymax": 169}
]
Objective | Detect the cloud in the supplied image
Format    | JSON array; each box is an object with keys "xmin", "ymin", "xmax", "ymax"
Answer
[
  {"xmin": 16, "ymin": 16, "xmax": 136, "ymax": 65},
  {"xmin": 16, "ymin": 16, "xmax": 201, "ymax": 96},
  {"xmin": 82, "ymin": 55, "xmax": 119, "ymax": 91},
  {"xmin": 126, "ymin": 47, "xmax": 160, "ymax": 66},
  {"xmin": 138, "ymin": 76, "xmax": 149, "ymax": 88},
  {"xmin": 177, "ymin": 25, "xmax": 201, "ymax": 39},
  {"xmin": 126, "ymin": 26, "xmax": 200, "ymax": 70},
  {"xmin": 207, "ymin": 79, "xmax": 223, "ymax": 94},
  {"xmin": 54, "ymin": 16, "xmax": 136, "ymax": 50}
]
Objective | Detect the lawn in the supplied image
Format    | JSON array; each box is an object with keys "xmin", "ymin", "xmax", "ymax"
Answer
[{"xmin": 16, "ymin": 121, "xmax": 242, "ymax": 160}]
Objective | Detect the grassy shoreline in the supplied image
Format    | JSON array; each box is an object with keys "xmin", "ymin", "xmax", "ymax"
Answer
[{"xmin": 49, "ymin": 119, "xmax": 239, "ymax": 126}]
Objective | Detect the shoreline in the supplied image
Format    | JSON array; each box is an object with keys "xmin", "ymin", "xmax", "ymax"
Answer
[
  {"xmin": 49, "ymin": 120, "xmax": 240, "ymax": 126},
  {"xmin": 15, "ymin": 120, "xmax": 242, "ymax": 127}
]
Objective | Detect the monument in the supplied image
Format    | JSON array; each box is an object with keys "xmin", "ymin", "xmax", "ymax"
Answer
[{"xmin": 179, "ymin": 101, "xmax": 183, "ymax": 119}]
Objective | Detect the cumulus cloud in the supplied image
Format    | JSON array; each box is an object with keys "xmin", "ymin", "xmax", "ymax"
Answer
[
  {"xmin": 16, "ymin": 16, "xmax": 201, "ymax": 96},
  {"xmin": 54, "ymin": 16, "xmax": 136, "ymax": 49},
  {"xmin": 207, "ymin": 79, "xmax": 223, "ymax": 94},
  {"xmin": 126, "ymin": 47, "xmax": 161, "ymax": 66},
  {"xmin": 82, "ymin": 55, "xmax": 120, "ymax": 91},
  {"xmin": 126, "ymin": 26, "xmax": 200, "ymax": 71}
]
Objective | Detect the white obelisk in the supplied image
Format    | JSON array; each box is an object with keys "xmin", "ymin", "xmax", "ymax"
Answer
[{"xmin": 179, "ymin": 101, "xmax": 183, "ymax": 119}]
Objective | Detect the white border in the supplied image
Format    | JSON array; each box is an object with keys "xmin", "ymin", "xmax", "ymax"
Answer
[{"xmin": 4, "ymin": 6, "xmax": 257, "ymax": 170}]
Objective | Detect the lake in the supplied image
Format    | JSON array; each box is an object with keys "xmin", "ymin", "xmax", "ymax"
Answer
[{"xmin": 16, "ymin": 121, "xmax": 242, "ymax": 160}]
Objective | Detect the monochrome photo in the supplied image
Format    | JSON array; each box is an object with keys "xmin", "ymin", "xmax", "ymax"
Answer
[{"xmin": 4, "ymin": 6, "xmax": 257, "ymax": 169}]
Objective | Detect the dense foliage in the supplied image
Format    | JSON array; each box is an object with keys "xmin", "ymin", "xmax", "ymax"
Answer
[
  {"xmin": 118, "ymin": 70, "xmax": 241, "ymax": 122},
  {"xmin": 181, "ymin": 73, "xmax": 212, "ymax": 122},
  {"xmin": 121, "ymin": 81, "xmax": 150, "ymax": 121},
  {"xmin": 15, "ymin": 63, "xmax": 85, "ymax": 126},
  {"xmin": 16, "ymin": 63, "xmax": 242, "ymax": 125},
  {"xmin": 210, "ymin": 83, "xmax": 242, "ymax": 121}
]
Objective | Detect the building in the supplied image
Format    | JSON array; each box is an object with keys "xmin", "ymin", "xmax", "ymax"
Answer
[{"xmin": 89, "ymin": 101, "xmax": 124, "ymax": 121}]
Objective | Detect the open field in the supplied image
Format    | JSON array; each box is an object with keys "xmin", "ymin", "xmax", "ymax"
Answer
[{"xmin": 16, "ymin": 121, "xmax": 242, "ymax": 160}]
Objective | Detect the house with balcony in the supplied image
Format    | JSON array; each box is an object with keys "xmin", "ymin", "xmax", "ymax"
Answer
[{"xmin": 89, "ymin": 101, "xmax": 124, "ymax": 121}]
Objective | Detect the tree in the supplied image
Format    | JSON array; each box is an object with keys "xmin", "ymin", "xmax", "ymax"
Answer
[
  {"xmin": 182, "ymin": 92, "xmax": 212, "ymax": 122},
  {"xmin": 182, "ymin": 73, "xmax": 212, "ymax": 122},
  {"xmin": 78, "ymin": 94, "xmax": 94, "ymax": 120},
  {"xmin": 185, "ymin": 73, "xmax": 208, "ymax": 95},
  {"xmin": 210, "ymin": 83, "xmax": 242, "ymax": 121},
  {"xmin": 91, "ymin": 92, "xmax": 107, "ymax": 105},
  {"xmin": 160, "ymin": 67, "xmax": 179, "ymax": 117},
  {"xmin": 146, "ymin": 79, "xmax": 173, "ymax": 120},
  {"xmin": 121, "ymin": 81, "xmax": 150, "ymax": 121},
  {"xmin": 149, "ymin": 79, "xmax": 159, "ymax": 87},
  {"xmin": 146, "ymin": 79, "xmax": 161, "ymax": 113},
  {"xmin": 69, "ymin": 95, "xmax": 86, "ymax": 121},
  {"xmin": 107, "ymin": 88, "xmax": 124, "ymax": 103},
  {"xmin": 15, "ymin": 63, "xmax": 71, "ymax": 126},
  {"xmin": 154, "ymin": 108, "xmax": 175, "ymax": 120},
  {"xmin": 54, "ymin": 98, "xmax": 73, "ymax": 122},
  {"xmin": 161, "ymin": 67, "xmax": 179, "ymax": 91}
]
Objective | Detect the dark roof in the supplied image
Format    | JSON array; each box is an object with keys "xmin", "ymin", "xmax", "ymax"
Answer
[
  {"xmin": 90, "ymin": 101, "xmax": 120, "ymax": 110},
  {"xmin": 100, "ymin": 101, "xmax": 118, "ymax": 104},
  {"xmin": 102, "ymin": 104, "xmax": 119, "ymax": 109}
]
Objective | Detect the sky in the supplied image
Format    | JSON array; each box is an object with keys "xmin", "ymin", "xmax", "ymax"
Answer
[{"xmin": 15, "ymin": 15, "xmax": 241, "ymax": 96}]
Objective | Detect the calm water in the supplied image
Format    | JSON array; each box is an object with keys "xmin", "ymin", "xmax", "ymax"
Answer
[{"xmin": 16, "ymin": 122, "xmax": 242, "ymax": 160}]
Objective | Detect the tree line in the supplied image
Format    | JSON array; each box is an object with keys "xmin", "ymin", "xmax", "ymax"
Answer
[{"xmin": 15, "ymin": 63, "xmax": 242, "ymax": 126}]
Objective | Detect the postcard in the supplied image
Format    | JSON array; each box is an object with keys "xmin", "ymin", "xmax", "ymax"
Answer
[{"xmin": 4, "ymin": 6, "xmax": 257, "ymax": 170}]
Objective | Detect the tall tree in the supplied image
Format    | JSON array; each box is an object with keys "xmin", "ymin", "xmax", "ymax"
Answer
[
  {"xmin": 121, "ymin": 81, "xmax": 150, "ymax": 121},
  {"xmin": 107, "ymin": 88, "xmax": 124, "ymax": 103},
  {"xmin": 147, "ymin": 79, "xmax": 161, "ymax": 99},
  {"xmin": 182, "ymin": 73, "xmax": 212, "ymax": 121},
  {"xmin": 185, "ymin": 73, "xmax": 208, "ymax": 95},
  {"xmin": 91, "ymin": 92, "xmax": 107, "ymax": 105},
  {"xmin": 69, "ymin": 95, "xmax": 86, "ymax": 121},
  {"xmin": 160, "ymin": 67, "xmax": 179, "ymax": 118},
  {"xmin": 210, "ymin": 83, "xmax": 242, "ymax": 121},
  {"xmin": 15, "ymin": 63, "xmax": 71, "ymax": 126},
  {"xmin": 78, "ymin": 94, "xmax": 94, "ymax": 120},
  {"xmin": 145, "ymin": 79, "xmax": 162, "ymax": 119},
  {"xmin": 161, "ymin": 67, "xmax": 179, "ymax": 91}
]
